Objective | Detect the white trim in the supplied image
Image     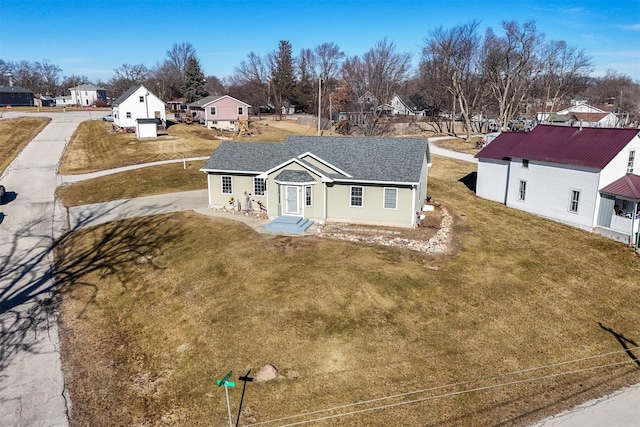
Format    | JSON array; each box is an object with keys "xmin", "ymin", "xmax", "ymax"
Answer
[
  {"xmin": 274, "ymin": 179, "xmax": 317, "ymax": 186},
  {"xmin": 258, "ymin": 158, "xmax": 333, "ymax": 182},
  {"xmin": 383, "ymin": 187, "xmax": 398, "ymax": 210},
  {"xmin": 333, "ymin": 178, "xmax": 419, "ymax": 186},
  {"xmin": 297, "ymin": 152, "xmax": 353, "ymax": 177},
  {"xmin": 568, "ymin": 187, "xmax": 581, "ymax": 213},
  {"xmin": 350, "ymin": 185, "xmax": 364, "ymax": 208},
  {"xmin": 200, "ymin": 168, "xmax": 264, "ymax": 174},
  {"xmin": 285, "ymin": 185, "xmax": 301, "ymax": 215},
  {"xmin": 221, "ymin": 175, "xmax": 233, "ymax": 194}
]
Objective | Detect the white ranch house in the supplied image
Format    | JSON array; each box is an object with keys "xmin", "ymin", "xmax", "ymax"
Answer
[
  {"xmin": 475, "ymin": 125, "xmax": 640, "ymax": 247},
  {"xmin": 201, "ymin": 136, "xmax": 431, "ymax": 231}
]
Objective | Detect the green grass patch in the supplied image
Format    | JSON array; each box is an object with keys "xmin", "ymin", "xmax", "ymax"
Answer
[{"xmin": 56, "ymin": 155, "xmax": 640, "ymax": 426}]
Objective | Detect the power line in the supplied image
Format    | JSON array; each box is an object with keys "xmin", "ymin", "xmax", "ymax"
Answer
[
  {"xmin": 275, "ymin": 359, "xmax": 635, "ymax": 427},
  {"xmin": 244, "ymin": 347, "xmax": 639, "ymax": 426}
]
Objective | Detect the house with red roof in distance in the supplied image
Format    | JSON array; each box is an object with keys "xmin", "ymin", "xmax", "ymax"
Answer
[
  {"xmin": 475, "ymin": 125, "xmax": 640, "ymax": 247},
  {"xmin": 536, "ymin": 102, "xmax": 620, "ymax": 128}
]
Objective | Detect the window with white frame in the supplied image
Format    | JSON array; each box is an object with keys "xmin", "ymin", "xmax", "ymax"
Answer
[
  {"xmin": 383, "ymin": 188, "xmax": 397, "ymax": 209},
  {"xmin": 628, "ymin": 150, "xmax": 635, "ymax": 173},
  {"xmin": 254, "ymin": 177, "xmax": 266, "ymax": 196},
  {"xmin": 126, "ymin": 112, "xmax": 131, "ymax": 118},
  {"xmin": 569, "ymin": 189, "xmax": 581, "ymax": 213},
  {"xmin": 238, "ymin": 106, "xmax": 244, "ymax": 115},
  {"xmin": 518, "ymin": 180, "xmax": 527, "ymax": 201},
  {"xmin": 221, "ymin": 176, "xmax": 232, "ymax": 194},
  {"xmin": 522, "ymin": 159, "xmax": 529, "ymax": 169},
  {"xmin": 210, "ymin": 106, "xmax": 216, "ymax": 115},
  {"xmin": 350, "ymin": 186, "xmax": 363, "ymax": 207},
  {"xmin": 305, "ymin": 186, "xmax": 312, "ymax": 207}
]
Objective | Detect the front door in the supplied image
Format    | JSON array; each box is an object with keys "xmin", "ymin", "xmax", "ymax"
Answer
[{"xmin": 285, "ymin": 186, "xmax": 299, "ymax": 215}]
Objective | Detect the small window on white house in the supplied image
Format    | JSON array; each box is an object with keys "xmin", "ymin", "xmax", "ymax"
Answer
[
  {"xmin": 254, "ymin": 177, "xmax": 266, "ymax": 196},
  {"xmin": 139, "ymin": 96, "xmax": 144, "ymax": 102},
  {"xmin": 522, "ymin": 159, "xmax": 529, "ymax": 169},
  {"xmin": 126, "ymin": 112, "xmax": 131, "ymax": 118},
  {"xmin": 627, "ymin": 150, "xmax": 635, "ymax": 173},
  {"xmin": 221, "ymin": 176, "xmax": 232, "ymax": 194},
  {"xmin": 305, "ymin": 186, "xmax": 312, "ymax": 207},
  {"xmin": 569, "ymin": 189, "xmax": 581, "ymax": 213},
  {"xmin": 350, "ymin": 186, "xmax": 363, "ymax": 207},
  {"xmin": 518, "ymin": 180, "xmax": 527, "ymax": 201},
  {"xmin": 238, "ymin": 106, "xmax": 244, "ymax": 115},
  {"xmin": 383, "ymin": 188, "xmax": 397, "ymax": 209},
  {"xmin": 210, "ymin": 106, "xmax": 216, "ymax": 115}
]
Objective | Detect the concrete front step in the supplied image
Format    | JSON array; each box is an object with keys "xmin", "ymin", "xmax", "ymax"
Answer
[{"xmin": 264, "ymin": 216, "xmax": 314, "ymax": 234}]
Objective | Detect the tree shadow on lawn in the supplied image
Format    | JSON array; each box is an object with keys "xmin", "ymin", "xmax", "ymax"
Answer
[{"xmin": 0, "ymin": 204, "xmax": 182, "ymax": 374}]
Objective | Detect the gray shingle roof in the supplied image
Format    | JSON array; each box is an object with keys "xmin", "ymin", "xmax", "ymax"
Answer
[
  {"xmin": 201, "ymin": 136, "xmax": 429, "ymax": 184},
  {"xmin": 113, "ymin": 84, "xmax": 142, "ymax": 105},
  {"xmin": 274, "ymin": 170, "xmax": 315, "ymax": 183}
]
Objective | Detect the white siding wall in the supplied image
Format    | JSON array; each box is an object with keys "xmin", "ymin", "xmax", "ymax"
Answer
[
  {"xmin": 114, "ymin": 86, "xmax": 166, "ymax": 128},
  {"xmin": 506, "ymin": 159, "xmax": 600, "ymax": 231},
  {"xmin": 476, "ymin": 159, "xmax": 509, "ymax": 203}
]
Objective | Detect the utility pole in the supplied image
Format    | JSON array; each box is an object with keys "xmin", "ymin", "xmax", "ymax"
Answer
[{"xmin": 317, "ymin": 77, "xmax": 322, "ymax": 136}]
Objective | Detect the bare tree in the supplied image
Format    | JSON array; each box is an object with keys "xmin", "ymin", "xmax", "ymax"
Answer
[
  {"xmin": 340, "ymin": 38, "xmax": 412, "ymax": 135},
  {"xmin": 108, "ymin": 64, "xmax": 150, "ymax": 98},
  {"xmin": 536, "ymin": 40, "xmax": 592, "ymax": 122},
  {"xmin": 228, "ymin": 52, "xmax": 270, "ymax": 116},
  {"xmin": 421, "ymin": 21, "xmax": 483, "ymax": 140},
  {"xmin": 481, "ymin": 21, "xmax": 545, "ymax": 130},
  {"xmin": 313, "ymin": 42, "xmax": 345, "ymax": 121},
  {"xmin": 36, "ymin": 59, "xmax": 62, "ymax": 95},
  {"xmin": 166, "ymin": 42, "xmax": 196, "ymax": 75}
]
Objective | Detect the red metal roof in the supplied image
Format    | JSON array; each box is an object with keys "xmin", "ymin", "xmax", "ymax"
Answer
[
  {"xmin": 600, "ymin": 174, "xmax": 640, "ymax": 200},
  {"xmin": 475, "ymin": 125, "xmax": 639, "ymax": 169}
]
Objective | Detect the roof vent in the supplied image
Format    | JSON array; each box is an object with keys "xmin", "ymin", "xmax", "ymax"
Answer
[{"xmin": 579, "ymin": 119, "xmax": 583, "ymax": 131}]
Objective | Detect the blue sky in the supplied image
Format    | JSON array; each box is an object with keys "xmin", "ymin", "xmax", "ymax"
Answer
[{"xmin": 0, "ymin": 0, "xmax": 638, "ymax": 83}]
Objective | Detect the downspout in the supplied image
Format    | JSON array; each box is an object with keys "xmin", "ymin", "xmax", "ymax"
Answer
[
  {"xmin": 504, "ymin": 159, "xmax": 511, "ymax": 205},
  {"xmin": 265, "ymin": 178, "xmax": 270, "ymax": 219},
  {"xmin": 323, "ymin": 182, "xmax": 327, "ymax": 223},
  {"xmin": 207, "ymin": 174, "xmax": 212, "ymax": 207},
  {"xmin": 411, "ymin": 186, "xmax": 416, "ymax": 227},
  {"xmin": 632, "ymin": 200, "xmax": 638, "ymax": 249}
]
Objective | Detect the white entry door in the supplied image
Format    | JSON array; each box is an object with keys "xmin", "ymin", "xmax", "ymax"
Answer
[{"xmin": 285, "ymin": 186, "xmax": 299, "ymax": 215}]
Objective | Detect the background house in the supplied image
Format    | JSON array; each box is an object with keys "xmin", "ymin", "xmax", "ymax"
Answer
[
  {"xmin": 188, "ymin": 95, "xmax": 250, "ymax": 131},
  {"xmin": 0, "ymin": 84, "xmax": 34, "ymax": 107},
  {"xmin": 69, "ymin": 84, "xmax": 107, "ymax": 106},
  {"xmin": 537, "ymin": 102, "xmax": 619, "ymax": 128},
  {"xmin": 201, "ymin": 136, "xmax": 431, "ymax": 229},
  {"xmin": 475, "ymin": 125, "xmax": 640, "ymax": 245},
  {"xmin": 112, "ymin": 84, "xmax": 166, "ymax": 132}
]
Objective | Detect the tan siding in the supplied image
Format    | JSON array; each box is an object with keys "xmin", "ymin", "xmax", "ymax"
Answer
[{"xmin": 327, "ymin": 184, "xmax": 414, "ymax": 227}]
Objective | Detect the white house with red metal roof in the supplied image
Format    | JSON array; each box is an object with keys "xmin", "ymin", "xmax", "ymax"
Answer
[{"xmin": 475, "ymin": 125, "xmax": 640, "ymax": 246}]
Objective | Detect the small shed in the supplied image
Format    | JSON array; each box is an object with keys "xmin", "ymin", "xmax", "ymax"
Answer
[{"xmin": 136, "ymin": 118, "xmax": 158, "ymax": 139}]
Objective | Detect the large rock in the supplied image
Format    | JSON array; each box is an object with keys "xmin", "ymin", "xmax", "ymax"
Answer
[{"xmin": 255, "ymin": 364, "xmax": 279, "ymax": 382}]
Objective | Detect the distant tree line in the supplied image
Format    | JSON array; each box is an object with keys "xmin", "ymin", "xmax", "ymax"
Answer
[{"xmin": 1, "ymin": 20, "xmax": 638, "ymax": 136}]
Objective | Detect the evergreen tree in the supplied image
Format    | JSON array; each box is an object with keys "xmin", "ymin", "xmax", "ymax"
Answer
[
  {"xmin": 270, "ymin": 40, "xmax": 297, "ymax": 114},
  {"xmin": 182, "ymin": 55, "xmax": 208, "ymax": 103}
]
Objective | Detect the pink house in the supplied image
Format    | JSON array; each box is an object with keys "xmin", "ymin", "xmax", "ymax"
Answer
[{"xmin": 189, "ymin": 95, "xmax": 251, "ymax": 131}]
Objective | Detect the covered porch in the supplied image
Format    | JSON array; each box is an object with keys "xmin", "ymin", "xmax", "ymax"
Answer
[{"xmin": 595, "ymin": 174, "xmax": 640, "ymax": 248}]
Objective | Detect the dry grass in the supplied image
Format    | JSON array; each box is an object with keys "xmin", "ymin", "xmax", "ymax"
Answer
[
  {"xmin": 56, "ymin": 155, "xmax": 640, "ymax": 427},
  {"xmin": 56, "ymin": 162, "xmax": 208, "ymax": 207},
  {"xmin": 58, "ymin": 118, "xmax": 313, "ymax": 176},
  {"xmin": 0, "ymin": 117, "xmax": 50, "ymax": 174},
  {"xmin": 59, "ymin": 121, "xmax": 221, "ymax": 174},
  {"xmin": 432, "ymin": 136, "xmax": 484, "ymax": 154}
]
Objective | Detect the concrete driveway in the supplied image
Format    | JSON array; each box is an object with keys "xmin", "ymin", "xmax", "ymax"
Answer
[{"xmin": 0, "ymin": 111, "xmax": 89, "ymax": 427}]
